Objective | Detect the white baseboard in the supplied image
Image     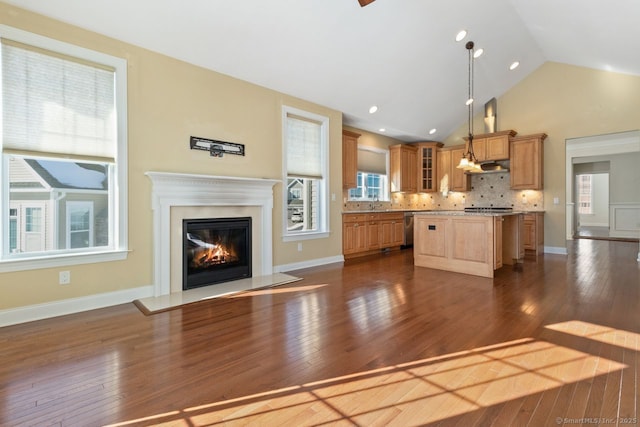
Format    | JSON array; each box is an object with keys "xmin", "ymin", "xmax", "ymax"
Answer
[
  {"xmin": 274, "ymin": 255, "xmax": 344, "ymax": 273},
  {"xmin": 579, "ymin": 222, "xmax": 609, "ymax": 227},
  {"xmin": 0, "ymin": 285, "xmax": 154, "ymax": 327},
  {"xmin": 544, "ymin": 246, "xmax": 569, "ymax": 255}
]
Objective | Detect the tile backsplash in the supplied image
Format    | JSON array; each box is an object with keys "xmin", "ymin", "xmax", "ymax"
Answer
[{"xmin": 344, "ymin": 172, "xmax": 543, "ymax": 211}]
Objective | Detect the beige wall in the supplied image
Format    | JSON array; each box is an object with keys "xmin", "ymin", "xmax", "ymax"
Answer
[
  {"xmin": 0, "ymin": 3, "xmax": 343, "ymax": 310},
  {"xmin": 445, "ymin": 62, "xmax": 640, "ymax": 248}
]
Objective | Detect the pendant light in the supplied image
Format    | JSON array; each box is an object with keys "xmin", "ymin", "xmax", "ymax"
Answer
[{"xmin": 457, "ymin": 41, "xmax": 482, "ymax": 172}]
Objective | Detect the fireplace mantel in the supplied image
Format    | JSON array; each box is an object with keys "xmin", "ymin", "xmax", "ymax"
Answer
[{"xmin": 146, "ymin": 172, "xmax": 279, "ymax": 297}]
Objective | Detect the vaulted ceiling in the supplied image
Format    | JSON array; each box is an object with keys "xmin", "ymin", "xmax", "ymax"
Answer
[{"xmin": 7, "ymin": 0, "xmax": 639, "ymax": 142}]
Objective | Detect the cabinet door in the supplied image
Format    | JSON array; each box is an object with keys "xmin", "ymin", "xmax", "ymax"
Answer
[
  {"xmin": 417, "ymin": 143, "xmax": 442, "ymax": 192},
  {"xmin": 486, "ymin": 135, "xmax": 510, "ymax": 161},
  {"xmin": 510, "ymin": 135, "xmax": 545, "ymax": 190},
  {"xmin": 390, "ymin": 145, "xmax": 418, "ymax": 193},
  {"xmin": 342, "ymin": 130, "xmax": 359, "ymax": 189},
  {"xmin": 523, "ymin": 216, "xmax": 535, "ymax": 250},
  {"xmin": 367, "ymin": 220, "xmax": 381, "ymax": 249},
  {"xmin": 343, "ymin": 221, "xmax": 367, "ymax": 254},
  {"xmin": 437, "ymin": 149, "xmax": 451, "ymax": 193},
  {"xmin": 470, "ymin": 138, "xmax": 487, "ymax": 162},
  {"xmin": 379, "ymin": 217, "xmax": 404, "ymax": 247},
  {"xmin": 380, "ymin": 220, "xmax": 394, "ymax": 247},
  {"xmin": 450, "ymin": 146, "xmax": 471, "ymax": 192}
]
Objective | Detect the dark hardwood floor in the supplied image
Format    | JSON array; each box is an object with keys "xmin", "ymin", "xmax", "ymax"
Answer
[{"xmin": 1, "ymin": 240, "xmax": 639, "ymax": 426}]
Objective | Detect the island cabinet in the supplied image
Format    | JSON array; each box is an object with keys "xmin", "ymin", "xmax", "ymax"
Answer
[
  {"xmin": 414, "ymin": 213, "xmax": 524, "ymax": 278},
  {"xmin": 465, "ymin": 130, "xmax": 516, "ymax": 162},
  {"xmin": 389, "ymin": 144, "xmax": 418, "ymax": 193},
  {"xmin": 437, "ymin": 145, "xmax": 471, "ymax": 192},
  {"xmin": 510, "ymin": 133, "xmax": 547, "ymax": 190},
  {"xmin": 416, "ymin": 142, "xmax": 443, "ymax": 192},
  {"xmin": 342, "ymin": 130, "xmax": 360, "ymax": 189},
  {"xmin": 343, "ymin": 212, "xmax": 404, "ymax": 259}
]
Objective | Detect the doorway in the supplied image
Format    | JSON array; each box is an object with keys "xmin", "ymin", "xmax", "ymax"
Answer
[
  {"xmin": 574, "ymin": 171, "xmax": 611, "ymax": 239},
  {"xmin": 565, "ymin": 130, "xmax": 640, "ymax": 257}
]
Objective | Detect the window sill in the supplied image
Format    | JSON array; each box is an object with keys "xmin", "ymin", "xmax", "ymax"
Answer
[
  {"xmin": 282, "ymin": 231, "xmax": 330, "ymax": 242},
  {"xmin": 0, "ymin": 249, "xmax": 129, "ymax": 273}
]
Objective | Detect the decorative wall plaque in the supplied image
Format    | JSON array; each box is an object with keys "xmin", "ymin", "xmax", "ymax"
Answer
[{"xmin": 190, "ymin": 136, "xmax": 245, "ymax": 158}]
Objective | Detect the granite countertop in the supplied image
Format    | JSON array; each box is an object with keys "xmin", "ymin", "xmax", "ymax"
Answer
[
  {"xmin": 413, "ymin": 210, "xmax": 538, "ymax": 217},
  {"xmin": 342, "ymin": 209, "xmax": 413, "ymax": 214},
  {"xmin": 344, "ymin": 209, "xmax": 544, "ymax": 215}
]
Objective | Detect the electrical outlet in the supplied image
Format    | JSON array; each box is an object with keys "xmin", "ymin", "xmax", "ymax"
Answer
[
  {"xmin": 297, "ymin": 243, "xmax": 303, "ymax": 252},
  {"xmin": 59, "ymin": 271, "xmax": 71, "ymax": 285}
]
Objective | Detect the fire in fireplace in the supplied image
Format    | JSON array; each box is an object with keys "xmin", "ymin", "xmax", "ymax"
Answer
[{"xmin": 183, "ymin": 217, "xmax": 252, "ymax": 290}]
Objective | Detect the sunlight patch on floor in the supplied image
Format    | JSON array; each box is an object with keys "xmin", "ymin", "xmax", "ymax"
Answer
[{"xmin": 104, "ymin": 327, "xmax": 633, "ymax": 426}]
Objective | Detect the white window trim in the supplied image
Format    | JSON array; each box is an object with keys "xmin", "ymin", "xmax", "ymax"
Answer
[
  {"xmin": 0, "ymin": 25, "xmax": 128, "ymax": 272},
  {"xmin": 281, "ymin": 106, "xmax": 330, "ymax": 242}
]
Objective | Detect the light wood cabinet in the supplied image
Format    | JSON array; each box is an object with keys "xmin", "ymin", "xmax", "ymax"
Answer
[
  {"xmin": 436, "ymin": 148, "xmax": 451, "ymax": 193},
  {"xmin": 367, "ymin": 216, "xmax": 381, "ymax": 250},
  {"xmin": 449, "ymin": 145, "xmax": 471, "ymax": 192},
  {"xmin": 510, "ymin": 133, "xmax": 547, "ymax": 190},
  {"xmin": 343, "ymin": 214, "xmax": 368, "ymax": 255},
  {"xmin": 343, "ymin": 212, "xmax": 404, "ymax": 258},
  {"xmin": 465, "ymin": 130, "xmax": 516, "ymax": 162},
  {"xmin": 436, "ymin": 145, "xmax": 470, "ymax": 193},
  {"xmin": 390, "ymin": 144, "xmax": 418, "ymax": 193},
  {"xmin": 380, "ymin": 214, "xmax": 404, "ymax": 248},
  {"xmin": 342, "ymin": 130, "xmax": 360, "ymax": 190},
  {"xmin": 523, "ymin": 212, "xmax": 544, "ymax": 256},
  {"xmin": 416, "ymin": 142, "xmax": 443, "ymax": 193},
  {"xmin": 414, "ymin": 213, "xmax": 524, "ymax": 278}
]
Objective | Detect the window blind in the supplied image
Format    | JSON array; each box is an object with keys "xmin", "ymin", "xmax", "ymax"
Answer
[
  {"xmin": 286, "ymin": 114, "xmax": 322, "ymax": 179},
  {"xmin": 357, "ymin": 149, "xmax": 386, "ymax": 174},
  {"xmin": 2, "ymin": 39, "xmax": 117, "ymax": 161}
]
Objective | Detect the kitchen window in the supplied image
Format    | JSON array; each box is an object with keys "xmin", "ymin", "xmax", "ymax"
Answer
[
  {"xmin": 0, "ymin": 25, "xmax": 128, "ymax": 272},
  {"xmin": 282, "ymin": 106, "xmax": 329, "ymax": 241},
  {"xmin": 348, "ymin": 172, "xmax": 389, "ymax": 201},
  {"xmin": 348, "ymin": 146, "xmax": 389, "ymax": 201}
]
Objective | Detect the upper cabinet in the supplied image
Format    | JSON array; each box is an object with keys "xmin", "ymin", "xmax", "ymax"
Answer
[
  {"xmin": 416, "ymin": 142, "xmax": 444, "ymax": 192},
  {"xmin": 342, "ymin": 130, "xmax": 360, "ymax": 189},
  {"xmin": 465, "ymin": 130, "xmax": 516, "ymax": 162},
  {"xmin": 437, "ymin": 145, "xmax": 470, "ymax": 192},
  {"xmin": 389, "ymin": 144, "xmax": 418, "ymax": 193},
  {"xmin": 510, "ymin": 133, "xmax": 547, "ymax": 190}
]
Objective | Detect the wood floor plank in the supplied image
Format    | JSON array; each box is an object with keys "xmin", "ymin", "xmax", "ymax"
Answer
[{"xmin": 1, "ymin": 239, "xmax": 639, "ymax": 426}]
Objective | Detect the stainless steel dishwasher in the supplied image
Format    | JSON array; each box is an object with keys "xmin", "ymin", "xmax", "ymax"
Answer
[{"xmin": 403, "ymin": 211, "xmax": 414, "ymax": 246}]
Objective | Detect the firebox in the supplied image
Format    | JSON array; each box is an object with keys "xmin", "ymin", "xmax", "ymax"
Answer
[{"xmin": 183, "ymin": 217, "xmax": 252, "ymax": 290}]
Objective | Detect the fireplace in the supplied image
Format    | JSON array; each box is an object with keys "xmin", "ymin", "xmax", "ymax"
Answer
[{"xmin": 183, "ymin": 217, "xmax": 252, "ymax": 290}]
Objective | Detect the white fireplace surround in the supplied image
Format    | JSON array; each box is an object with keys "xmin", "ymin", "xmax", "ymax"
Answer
[{"xmin": 146, "ymin": 172, "xmax": 280, "ymax": 297}]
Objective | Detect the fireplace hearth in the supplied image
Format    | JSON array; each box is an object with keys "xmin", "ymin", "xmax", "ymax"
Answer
[{"xmin": 183, "ymin": 217, "xmax": 252, "ymax": 290}]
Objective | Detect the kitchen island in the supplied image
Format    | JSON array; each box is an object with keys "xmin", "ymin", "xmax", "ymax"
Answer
[{"xmin": 413, "ymin": 211, "xmax": 524, "ymax": 278}]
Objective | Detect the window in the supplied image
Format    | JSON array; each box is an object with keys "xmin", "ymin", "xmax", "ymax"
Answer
[
  {"xmin": 67, "ymin": 201, "xmax": 94, "ymax": 249},
  {"xmin": 282, "ymin": 106, "xmax": 329, "ymax": 240},
  {"xmin": 577, "ymin": 174, "xmax": 593, "ymax": 214},
  {"xmin": 0, "ymin": 25, "xmax": 128, "ymax": 271},
  {"xmin": 349, "ymin": 172, "xmax": 389, "ymax": 201}
]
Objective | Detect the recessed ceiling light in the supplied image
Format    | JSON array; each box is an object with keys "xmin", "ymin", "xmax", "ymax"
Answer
[
  {"xmin": 369, "ymin": 105, "xmax": 378, "ymax": 114},
  {"xmin": 473, "ymin": 48, "xmax": 484, "ymax": 58},
  {"xmin": 510, "ymin": 61, "xmax": 520, "ymax": 70},
  {"xmin": 429, "ymin": 128, "xmax": 437, "ymax": 135},
  {"xmin": 455, "ymin": 30, "xmax": 467, "ymax": 42},
  {"xmin": 379, "ymin": 128, "xmax": 386, "ymax": 132}
]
